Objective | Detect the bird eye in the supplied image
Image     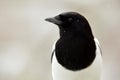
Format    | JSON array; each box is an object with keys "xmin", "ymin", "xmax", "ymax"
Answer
[
  {"xmin": 77, "ymin": 19, "xmax": 80, "ymax": 22},
  {"xmin": 68, "ymin": 18, "xmax": 73, "ymax": 22}
]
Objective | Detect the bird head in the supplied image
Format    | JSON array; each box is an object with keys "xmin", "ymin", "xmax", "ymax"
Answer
[{"xmin": 45, "ymin": 12, "xmax": 94, "ymax": 39}]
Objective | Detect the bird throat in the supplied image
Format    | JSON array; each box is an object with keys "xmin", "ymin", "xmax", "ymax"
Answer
[{"xmin": 55, "ymin": 33, "xmax": 96, "ymax": 71}]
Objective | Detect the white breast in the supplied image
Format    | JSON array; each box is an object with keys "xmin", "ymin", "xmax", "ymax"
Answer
[{"xmin": 52, "ymin": 38, "xmax": 102, "ymax": 80}]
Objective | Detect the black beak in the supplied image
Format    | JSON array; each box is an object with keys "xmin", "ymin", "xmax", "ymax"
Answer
[{"xmin": 45, "ymin": 16, "xmax": 62, "ymax": 25}]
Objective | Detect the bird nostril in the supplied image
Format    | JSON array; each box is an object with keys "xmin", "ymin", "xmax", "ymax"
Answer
[{"xmin": 54, "ymin": 15, "xmax": 61, "ymax": 21}]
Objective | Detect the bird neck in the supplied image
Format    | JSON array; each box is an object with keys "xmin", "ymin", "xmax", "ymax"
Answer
[
  {"xmin": 59, "ymin": 29, "xmax": 94, "ymax": 41},
  {"xmin": 55, "ymin": 31, "xmax": 96, "ymax": 71}
]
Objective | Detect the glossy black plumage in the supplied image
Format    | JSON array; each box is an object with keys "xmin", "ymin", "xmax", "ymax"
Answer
[
  {"xmin": 46, "ymin": 12, "xmax": 96, "ymax": 71},
  {"xmin": 45, "ymin": 12, "xmax": 102, "ymax": 80}
]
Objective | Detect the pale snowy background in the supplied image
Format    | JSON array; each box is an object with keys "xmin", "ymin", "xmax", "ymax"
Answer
[{"xmin": 0, "ymin": 0, "xmax": 120, "ymax": 80}]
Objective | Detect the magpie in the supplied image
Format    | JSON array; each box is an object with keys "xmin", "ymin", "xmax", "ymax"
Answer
[{"xmin": 45, "ymin": 12, "xmax": 102, "ymax": 80}]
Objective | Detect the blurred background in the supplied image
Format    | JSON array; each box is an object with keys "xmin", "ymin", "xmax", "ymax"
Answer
[{"xmin": 0, "ymin": 0, "xmax": 120, "ymax": 80}]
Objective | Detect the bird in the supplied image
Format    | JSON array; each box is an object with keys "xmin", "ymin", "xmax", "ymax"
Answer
[{"xmin": 45, "ymin": 12, "xmax": 102, "ymax": 80}]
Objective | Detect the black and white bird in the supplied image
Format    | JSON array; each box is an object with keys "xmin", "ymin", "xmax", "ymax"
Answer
[{"xmin": 45, "ymin": 12, "xmax": 102, "ymax": 80}]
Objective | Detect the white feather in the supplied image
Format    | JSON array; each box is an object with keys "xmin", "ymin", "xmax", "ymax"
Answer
[{"xmin": 51, "ymin": 38, "xmax": 102, "ymax": 80}]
